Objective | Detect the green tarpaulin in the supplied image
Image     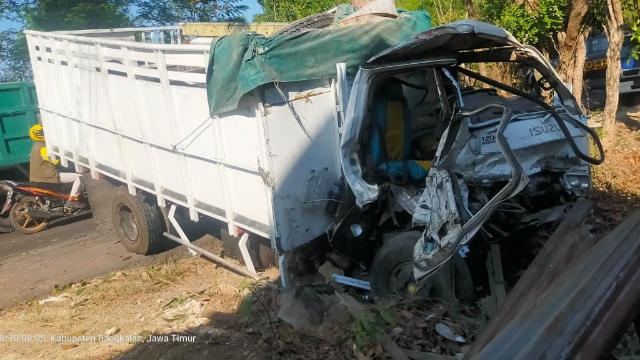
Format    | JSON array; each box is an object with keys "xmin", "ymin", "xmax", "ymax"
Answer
[{"xmin": 206, "ymin": 10, "xmax": 432, "ymax": 115}]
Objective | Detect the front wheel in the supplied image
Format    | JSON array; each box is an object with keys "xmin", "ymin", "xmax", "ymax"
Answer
[
  {"xmin": 369, "ymin": 231, "xmax": 474, "ymax": 303},
  {"xmin": 10, "ymin": 197, "xmax": 49, "ymax": 234}
]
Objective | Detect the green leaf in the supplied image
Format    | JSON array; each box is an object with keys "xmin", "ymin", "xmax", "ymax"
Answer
[{"xmin": 377, "ymin": 308, "xmax": 395, "ymax": 325}]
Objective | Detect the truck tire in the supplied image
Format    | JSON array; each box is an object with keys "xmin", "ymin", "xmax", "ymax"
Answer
[
  {"xmin": 271, "ymin": 13, "xmax": 335, "ymax": 37},
  {"xmin": 111, "ymin": 187, "xmax": 167, "ymax": 255},
  {"xmin": 369, "ymin": 231, "xmax": 474, "ymax": 303}
]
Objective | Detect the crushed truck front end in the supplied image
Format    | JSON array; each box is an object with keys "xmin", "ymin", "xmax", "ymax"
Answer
[{"xmin": 338, "ymin": 20, "xmax": 604, "ymax": 297}]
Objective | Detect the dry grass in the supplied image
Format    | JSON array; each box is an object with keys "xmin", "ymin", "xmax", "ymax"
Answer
[{"xmin": 0, "ymin": 257, "xmax": 260, "ymax": 360}]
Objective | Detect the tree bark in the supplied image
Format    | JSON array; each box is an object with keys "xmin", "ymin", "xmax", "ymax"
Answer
[
  {"xmin": 572, "ymin": 27, "xmax": 590, "ymax": 111},
  {"xmin": 557, "ymin": 0, "xmax": 593, "ymax": 86},
  {"xmin": 525, "ymin": 0, "xmax": 540, "ymax": 12},
  {"xmin": 465, "ymin": 0, "xmax": 489, "ymax": 87},
  {"xmin": 602, "ymin": 0, "xmax": 625, "ymax": 133}
]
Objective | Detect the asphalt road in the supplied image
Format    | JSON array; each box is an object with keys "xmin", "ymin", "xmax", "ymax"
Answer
[
  {"xmin": 0, "ymin": 216, "xmax": 225, "ymax": 310},
  {"xmin": 0, "ymin": 217, "xmax": 132, "ymax": 309}
]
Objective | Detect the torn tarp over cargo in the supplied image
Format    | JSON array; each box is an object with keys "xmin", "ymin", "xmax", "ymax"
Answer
[{"xmin": 205, "ymin": 10, "xmax": 433, "ymax": 115}]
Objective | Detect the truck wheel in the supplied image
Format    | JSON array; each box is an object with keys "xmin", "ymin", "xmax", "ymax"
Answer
[
  {"xmin": 271, "ymin": 12, "xmax": 335, "ymax": 37},
  {"xmin": 110, "ymin": 187, "xmax": 167, "ymax": 255},
  {"xmin": 369, "ymin": 231, "xmax": 474, "ymax": 303}
]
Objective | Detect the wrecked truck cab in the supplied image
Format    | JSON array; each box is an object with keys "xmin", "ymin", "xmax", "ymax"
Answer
[{"xmin": 339, "ymin": 20, "xmax": 605, "ymax": 299}]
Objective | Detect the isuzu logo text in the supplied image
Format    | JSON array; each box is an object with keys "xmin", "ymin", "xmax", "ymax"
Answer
[{"xmin": 529, "ymin": 123, "xmax": 561, "ymax": 137}]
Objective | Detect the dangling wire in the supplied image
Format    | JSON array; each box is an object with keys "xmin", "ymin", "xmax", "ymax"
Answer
[{"xmin": 170, "ymin": 116, "xmax": 212, "ymax": 150}]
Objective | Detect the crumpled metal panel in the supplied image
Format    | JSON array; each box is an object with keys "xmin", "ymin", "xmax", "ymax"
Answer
[
  {"xmin": 369, "ymin": 20, "xmax": 521, "ymax": 64},
  {"xmin": 389, "ymin": 184, "xmax": 422, "ymax": 215},
  {"xmin": 411, "ymin": 103, "xmax": 529, "ymax": 280},
  {"xmin": 412, "ymin": 169, "xmax": 464, "ymax": 279},
  {"xmin": 453, "ymin": 112, "xmax": 587, "ymax": 184},
  {"xmin": 412, "ymin": 169, "xmax": 461, "ymax": 228}
]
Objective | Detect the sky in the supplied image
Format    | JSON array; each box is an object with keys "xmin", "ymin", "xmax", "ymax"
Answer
[{"xmin": 0, "ymin": 0, "xmax": 261, "ymax": 32}]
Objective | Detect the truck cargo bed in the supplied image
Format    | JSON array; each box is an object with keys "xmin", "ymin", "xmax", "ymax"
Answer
[{"xmin": 24, "ymin": 27, "xmax": 344, "ymax": 253}]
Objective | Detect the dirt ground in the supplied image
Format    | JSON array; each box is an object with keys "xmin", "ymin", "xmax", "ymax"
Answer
[
  {"xmin": 591, "ymin": 105, "xmax": 640, "ymax": 230},
  {"xmin": 0, "ymin": 253, "xmax": 482, "ymax": 360},
  {"xmin": 2, "ymin": 106, "xmax": 640, "ymax": 360},
  {"xmin": 0, "ymin": 255, "xmax": 283, "ymax": 360}
]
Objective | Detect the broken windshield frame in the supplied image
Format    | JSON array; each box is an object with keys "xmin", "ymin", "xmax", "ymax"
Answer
[{"xmin": 341, "ymin": 50, "xmax": 590, "ymax": 207}]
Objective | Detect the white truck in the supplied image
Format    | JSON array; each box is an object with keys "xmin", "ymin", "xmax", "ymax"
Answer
[{"xmin": 23, "ymin": 12, "xmax": 604, "ymax": 299}]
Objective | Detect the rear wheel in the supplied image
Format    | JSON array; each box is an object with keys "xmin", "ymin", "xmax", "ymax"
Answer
[
  {"xmin": 9, "ymin": 197, "xmax": 49, "ymax": 235},
  {"xmin": 110, "ymin": 187, "xmax": 168, "ymax": 255},
  {"xmin": 370, "ymin": 231, "xmax": 474, "ymax": 303}
]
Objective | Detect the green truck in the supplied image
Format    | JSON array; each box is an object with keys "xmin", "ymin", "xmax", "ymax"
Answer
[{"xmin": 0, "ymin": 81, "xmax": 40, "ymax": 233}]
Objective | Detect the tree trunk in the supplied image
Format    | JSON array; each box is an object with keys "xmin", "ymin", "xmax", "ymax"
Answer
[
  {"xmin": 572, "ymin": 27, "xmax": 590, "ymax": 111},
  {"xmin": 602, "ymin": 0, "xmax": 625, "ymax": 133},
  {"xmin": 465, "ymin": 0, "xmax": 489, "ymax": 86},
  {"xmin": 557, "ymin": 0, "xmax": 593, "ymax": 85}
]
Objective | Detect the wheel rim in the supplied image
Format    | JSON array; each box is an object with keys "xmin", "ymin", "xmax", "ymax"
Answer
[
  {"xmin": 117, "ymin": 204, "xmax": 139, "ymax": 243},
  {"xmin": 388, "ymin": 259, "xmax": 441, "ymax": 298},
  {"xmin": 12, "ymin": 199, "xmax": 46, "ymax": 231}
]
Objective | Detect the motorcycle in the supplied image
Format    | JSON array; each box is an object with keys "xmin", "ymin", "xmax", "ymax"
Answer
[{"xmin": 0, "ymin": 180, "xmax": 91, "ymax": 234}]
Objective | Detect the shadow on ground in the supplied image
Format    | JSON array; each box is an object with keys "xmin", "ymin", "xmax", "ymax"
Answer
[
  {"xmin": 106, "ymin": 215, "xmax": 357, "ymax": 360},
  {"xmin": 112, "ymin": 288, "xmax": 278, "ymax": 360},
  {"xmin": 118, "ymin": 216, "xmax": 228, "ymax": 272},
  {"xmin": 109, "ymin": 269, "xmax": 357, "ymax": 360},
  {"xmin": 44, "ymin": 211, "xmax": 94, "ymax": 230}
]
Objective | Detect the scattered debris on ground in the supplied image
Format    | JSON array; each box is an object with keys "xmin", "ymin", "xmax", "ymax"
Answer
[{"xmin": 0, "ymin": 253, "xmax": 486, "ymax": 360}]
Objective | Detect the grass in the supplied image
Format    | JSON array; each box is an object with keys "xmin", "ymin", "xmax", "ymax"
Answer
[
  {"xmin": 237, "ymin": 294, "xmax": 254, "ymax": 318},
  {"xmin": 352, "ymin": 307, "xmax": 395, "ymax": 346},
  {"xmin": 145, "ymin": 262, "xmax": 187, "ymax": 283}
]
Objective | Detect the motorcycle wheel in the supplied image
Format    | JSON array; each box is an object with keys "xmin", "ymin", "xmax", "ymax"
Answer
[{"xmin": 10, "ymin": 197, "xmax": 49, "ymax": 235}]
